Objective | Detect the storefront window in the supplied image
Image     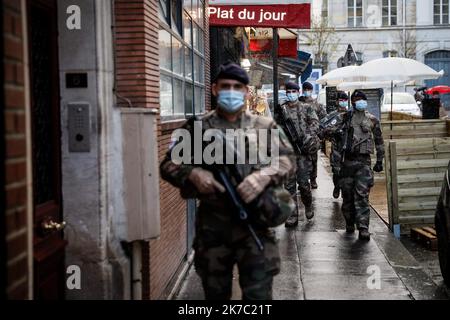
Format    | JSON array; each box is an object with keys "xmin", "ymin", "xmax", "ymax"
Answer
[
  {"xmin": 159, "ymin": 0, "xmax": 170, "ymax": 23},
  {"xmin": 159, "ymin": 0, "xmax": 205, "ymax": 118},
  {"xmin": 195, "ymin": 86, "xmax": 205, "ymax": 114},
  {"xmin": 183, "ymin": 13, "xmax": 192, "ymax": 44},
  {"xmin": 173, "ymin": 79, "xmax": 185, "ymax": 115},
  {"xmin": 159, "ymin": 29, "xmax": 172, "ymax": 71},
  {"xmin": 160, "ymin": 75, "xmax": 173, "ymax": 116},
  {"xmin": 185, "ymin": 82, "xmax": 194, "ymax": 115},
  {"xmin": 185, "ymin": 47, "xmax": 193, "ymax": 80},
  {"xmin": 172, "ymin": 37, "xmax": 184, "ymax": 76},
  {"xmin": 194, "ymin": 54, "xmax": 204, "ymax": 83}
]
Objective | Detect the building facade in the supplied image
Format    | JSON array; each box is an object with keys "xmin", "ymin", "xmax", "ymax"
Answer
[
  {"xmin": 2, "ymin": 0, "xmax": 209, "ymax": 300},
  {"xmin": 299, "ymin": 0, "xmax": 450, "ymax": 103}
]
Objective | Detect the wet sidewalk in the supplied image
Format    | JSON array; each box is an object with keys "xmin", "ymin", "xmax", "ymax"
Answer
[{"xmin": 175, "ymin": 153, "xmax": 449, "ymax": 300}]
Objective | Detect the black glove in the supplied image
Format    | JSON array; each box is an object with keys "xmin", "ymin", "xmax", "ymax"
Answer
[{"xmin": 373, "ymin": 161, "xmax": 383, "ymax": 173}]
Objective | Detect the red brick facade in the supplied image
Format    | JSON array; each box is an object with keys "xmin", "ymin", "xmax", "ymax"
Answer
[
  {"xmin": 114, "ymin": 0, "xmax": 210, "ymax": 299},
  {"xmin": 2, "ymin": 0, "xmax": 30, "ymax": 300},
  {"xmin": 114, "ymin": 0, "xmax": 160, "ymax": 109}
]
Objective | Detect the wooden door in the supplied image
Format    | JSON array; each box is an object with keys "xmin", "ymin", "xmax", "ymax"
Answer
[{"xmin": 28, "ymin": 0, "xmax": 66, "ymax": 300}]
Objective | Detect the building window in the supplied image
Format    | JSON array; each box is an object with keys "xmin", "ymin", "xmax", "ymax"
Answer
[
  {"xmin": 159, "ymin": 0, "xmax": 206, "ymax": 118},
  {"xmin": 348, "ymin": 0, "xmax": 363, "ymax": 27},
  {"xmin": 383, "ymin": 50, "xmax": 398, "ymax": 58},
  {"xmin": 321, "ymin": 0, "xmax": 328, "ymax": 19},
  {"xmin": 159, "ymin": 0, "xmax": 170, "ymax": 23},
  {"xmin": 434, "ymin": 0, "xmax": 449, "ymax": 25},
  {"xmin": 382, "ymin": 0, "xmax": 397, "ymax": 26}
]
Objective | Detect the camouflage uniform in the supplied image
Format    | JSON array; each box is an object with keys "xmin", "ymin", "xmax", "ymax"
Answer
[
  {"xmin": 300, "ymin": 96, "xmax": 326, "ymax": 183},
  {"xmin": 325, "ymin": 111, "xmax": 346, "ymax": 189},
  {"xmin": 275, "ymin": 100, "xmax": 320, "ymax": 214},
  {"xmin": 323, "ymin": 110, "xmax": 384, "ymax": 229},
  {"xmin": 160, "ymin": 110, "xmax": 295, "ymax": 300}
]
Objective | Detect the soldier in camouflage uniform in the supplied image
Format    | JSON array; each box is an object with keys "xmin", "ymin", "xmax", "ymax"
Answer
[
  {"xmin": 299, "ymin": 82, "xmax": 326, "ymax": 190},
  {"xmin": 275, "ymin": 82, "xmax": 320, "ymax": 227},
  {"xmin": 329, "ymin": 91, "xmax": 350, "ymax": 199},
  {"xmin": 160, "ymin": 62, "xmax": 296, "ymax": 300},
  {"xmin": 321, "ymin": 90, "xmax": 384, "ymax": 240}
]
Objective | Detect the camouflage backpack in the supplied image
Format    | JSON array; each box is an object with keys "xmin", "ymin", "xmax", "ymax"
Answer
[{"xmin": 251, "ymin": 186, "xmax": 295, "ymax": 228}]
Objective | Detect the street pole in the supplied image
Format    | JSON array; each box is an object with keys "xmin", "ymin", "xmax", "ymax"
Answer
[
  {"xmin": 402, "ymin": 0, "xmax": 406, "ymax": 57},
  {"xmin": 273, "ymin": 27, "xmax": 279, "ymax": 108}
]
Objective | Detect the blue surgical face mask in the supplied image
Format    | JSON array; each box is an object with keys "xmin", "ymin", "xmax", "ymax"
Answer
[
  {"xmin": 217, "ymin": 90, "xmax": 245, "ymax": 113},
  {"xmin": 304, "ymin": 91, "xmax": 312, "ymax": 98},
  {"xmin": 355, "ymin": 100, "xmax": 368, "ymax": 111},
  {"xmin": 287, "ymin": 92, "xmax": 299, "ymax": 102},
  {"xmin": 339, "ymin": 100, "xmax": 348, "ymax": 109}
]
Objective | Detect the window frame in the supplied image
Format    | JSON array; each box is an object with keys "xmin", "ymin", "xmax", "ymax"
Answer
[
  {"xmin": 159, "ymin": 0, "xmax": 206, "ymax": 121},
  {"xmin": 434, "ymin": 0, "xmax": 450, "ymax": 25},
  {"xmin": 321, "ymin": 0, "xmax": 328, "ymax": 19},
  {"xmin": 382, "ymin": 0, "xmax": 398, "ymax": 26},
  {"xmin": 347, "ymin": 0, "xmax": 363, "ymax": 28}
]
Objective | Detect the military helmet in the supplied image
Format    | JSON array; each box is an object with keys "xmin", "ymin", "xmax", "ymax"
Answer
[{"xmin": 251, "ymin": 186, "xmax": 295, "ymax": 228}]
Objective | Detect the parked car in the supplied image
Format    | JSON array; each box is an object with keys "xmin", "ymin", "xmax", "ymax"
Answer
[
  {"xmin": 436, "ymin": 160, "xmax": 450, "ymax": 286},
  {"xmin": 381, "ymin": 92, "xmax": 422, "ymax": 117}
]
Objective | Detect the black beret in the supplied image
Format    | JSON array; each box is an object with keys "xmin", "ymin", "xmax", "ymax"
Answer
[
  {"xmin": 351, "ymin": 90, "xmax": 367, "ymax": 100},
  {"xmin": 302, "ymin": 82, "xmax": 313, "ymax": 90},
  {"xmin": 337, "ymin": 91, "xmax": 349, "ymax": 100},
  {"xmin": 285, "ymin": 81, "xmax": 300, "ymax": 91},
  {"xmin": 213, "ymin": 61, "xmax": 249, "ymax": 85}
]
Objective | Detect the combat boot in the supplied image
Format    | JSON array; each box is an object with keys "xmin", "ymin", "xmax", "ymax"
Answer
[
  {"xmin": 285, "ymin": 214, "xmax": 299, "ymax": 228},
  {"xmin": 305, "ymin": 206, "xmax": 314, "ymax": 220},
  {"xmin": 346, "ymin": 224, "xmax": 355, "ymax": 233},
  {"xmin": 358, "ymin": 228, "xmax": 370, "ymax": 241},
  {"xmin": 333, "ymin": 187, "xmax": 340, "ymax": 199},
  {"xmin": 310, "ymin": 179, "xmax": 318, "ymax": 189}
]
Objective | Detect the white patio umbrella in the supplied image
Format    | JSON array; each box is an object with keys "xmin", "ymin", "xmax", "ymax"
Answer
[
  {"xmin": 354, "ymin": 57, "xmax": 444, "ymax": 121},
  {"xmin": 353, "ymin": 57, "xmax": 444, "ymax": 82},
  {"xmin": 337, "ymin": 80, "xmax": 406, "ymax": 91},
  {"xmin": 316, "ymin": 65, "xmax": 362, "ymax": 86}
]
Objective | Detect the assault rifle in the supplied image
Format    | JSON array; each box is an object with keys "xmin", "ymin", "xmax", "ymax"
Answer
[
  {"xmin": 340, "ymin": 110, "xmax": 354, "ymax": 164},
  {"xmin": 274, "ymin": 101, "xmax": 305, "ymax": 155},
  {"xmin": 181, "ymin": 119, "xmax": 264, "ymax": 252}
]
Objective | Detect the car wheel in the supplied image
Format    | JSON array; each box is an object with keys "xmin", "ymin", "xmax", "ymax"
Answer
[{"xmin": 436, "ymin": 214, "xmax": 450, "ymax": 286}]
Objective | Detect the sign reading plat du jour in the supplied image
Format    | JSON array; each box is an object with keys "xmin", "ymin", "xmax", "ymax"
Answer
[{"xmin": 208, "ymin": 0, "xmax": 311, "ymax": 28}]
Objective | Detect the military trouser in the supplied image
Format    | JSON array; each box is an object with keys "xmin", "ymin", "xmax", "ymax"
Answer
[
  {"xmin": 330, "ymin": 145, "xmax": 342, "ymax": 189},
  {"xmin": 332, "ymin": 167, "xmax": 340, "ymax": 189},
  {"xmin": 194, "ymin": 226, "xmax": 280, "ymax": 300},
  {"xmin": 310, "ymin": 151, "xmax": 318, "ymax": 181},
  {"xmin": 339, "ymin": 160, "xmax": 374, "ymax": 230},
  {"xmin": 285, "ymin": 154, "xmax": 313, "ymax": 212}
]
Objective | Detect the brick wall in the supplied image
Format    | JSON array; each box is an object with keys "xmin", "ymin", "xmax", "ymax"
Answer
[
  {"xmin": 114, "ymin": 0, "xmax": 159, "ymax": 109},
  {"xmin": 114, "ymin": 0, "xmax": 192, "ymax": 300},
  {"xmin": 2, "ymin": 0, "xmax": 29, "ymax": 300},
  {"xmin": 147, "ymin": 129, "xmax": 187, "ymax": 299}
]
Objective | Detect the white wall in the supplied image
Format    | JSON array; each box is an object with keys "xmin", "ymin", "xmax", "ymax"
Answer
[
  {"xmin": 58, "ymin": 0, "xmax": 130, "ymax": 299},
  {"xmin": 416, "ymin": 0, "xmax": 433, "ymax": 26}
]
